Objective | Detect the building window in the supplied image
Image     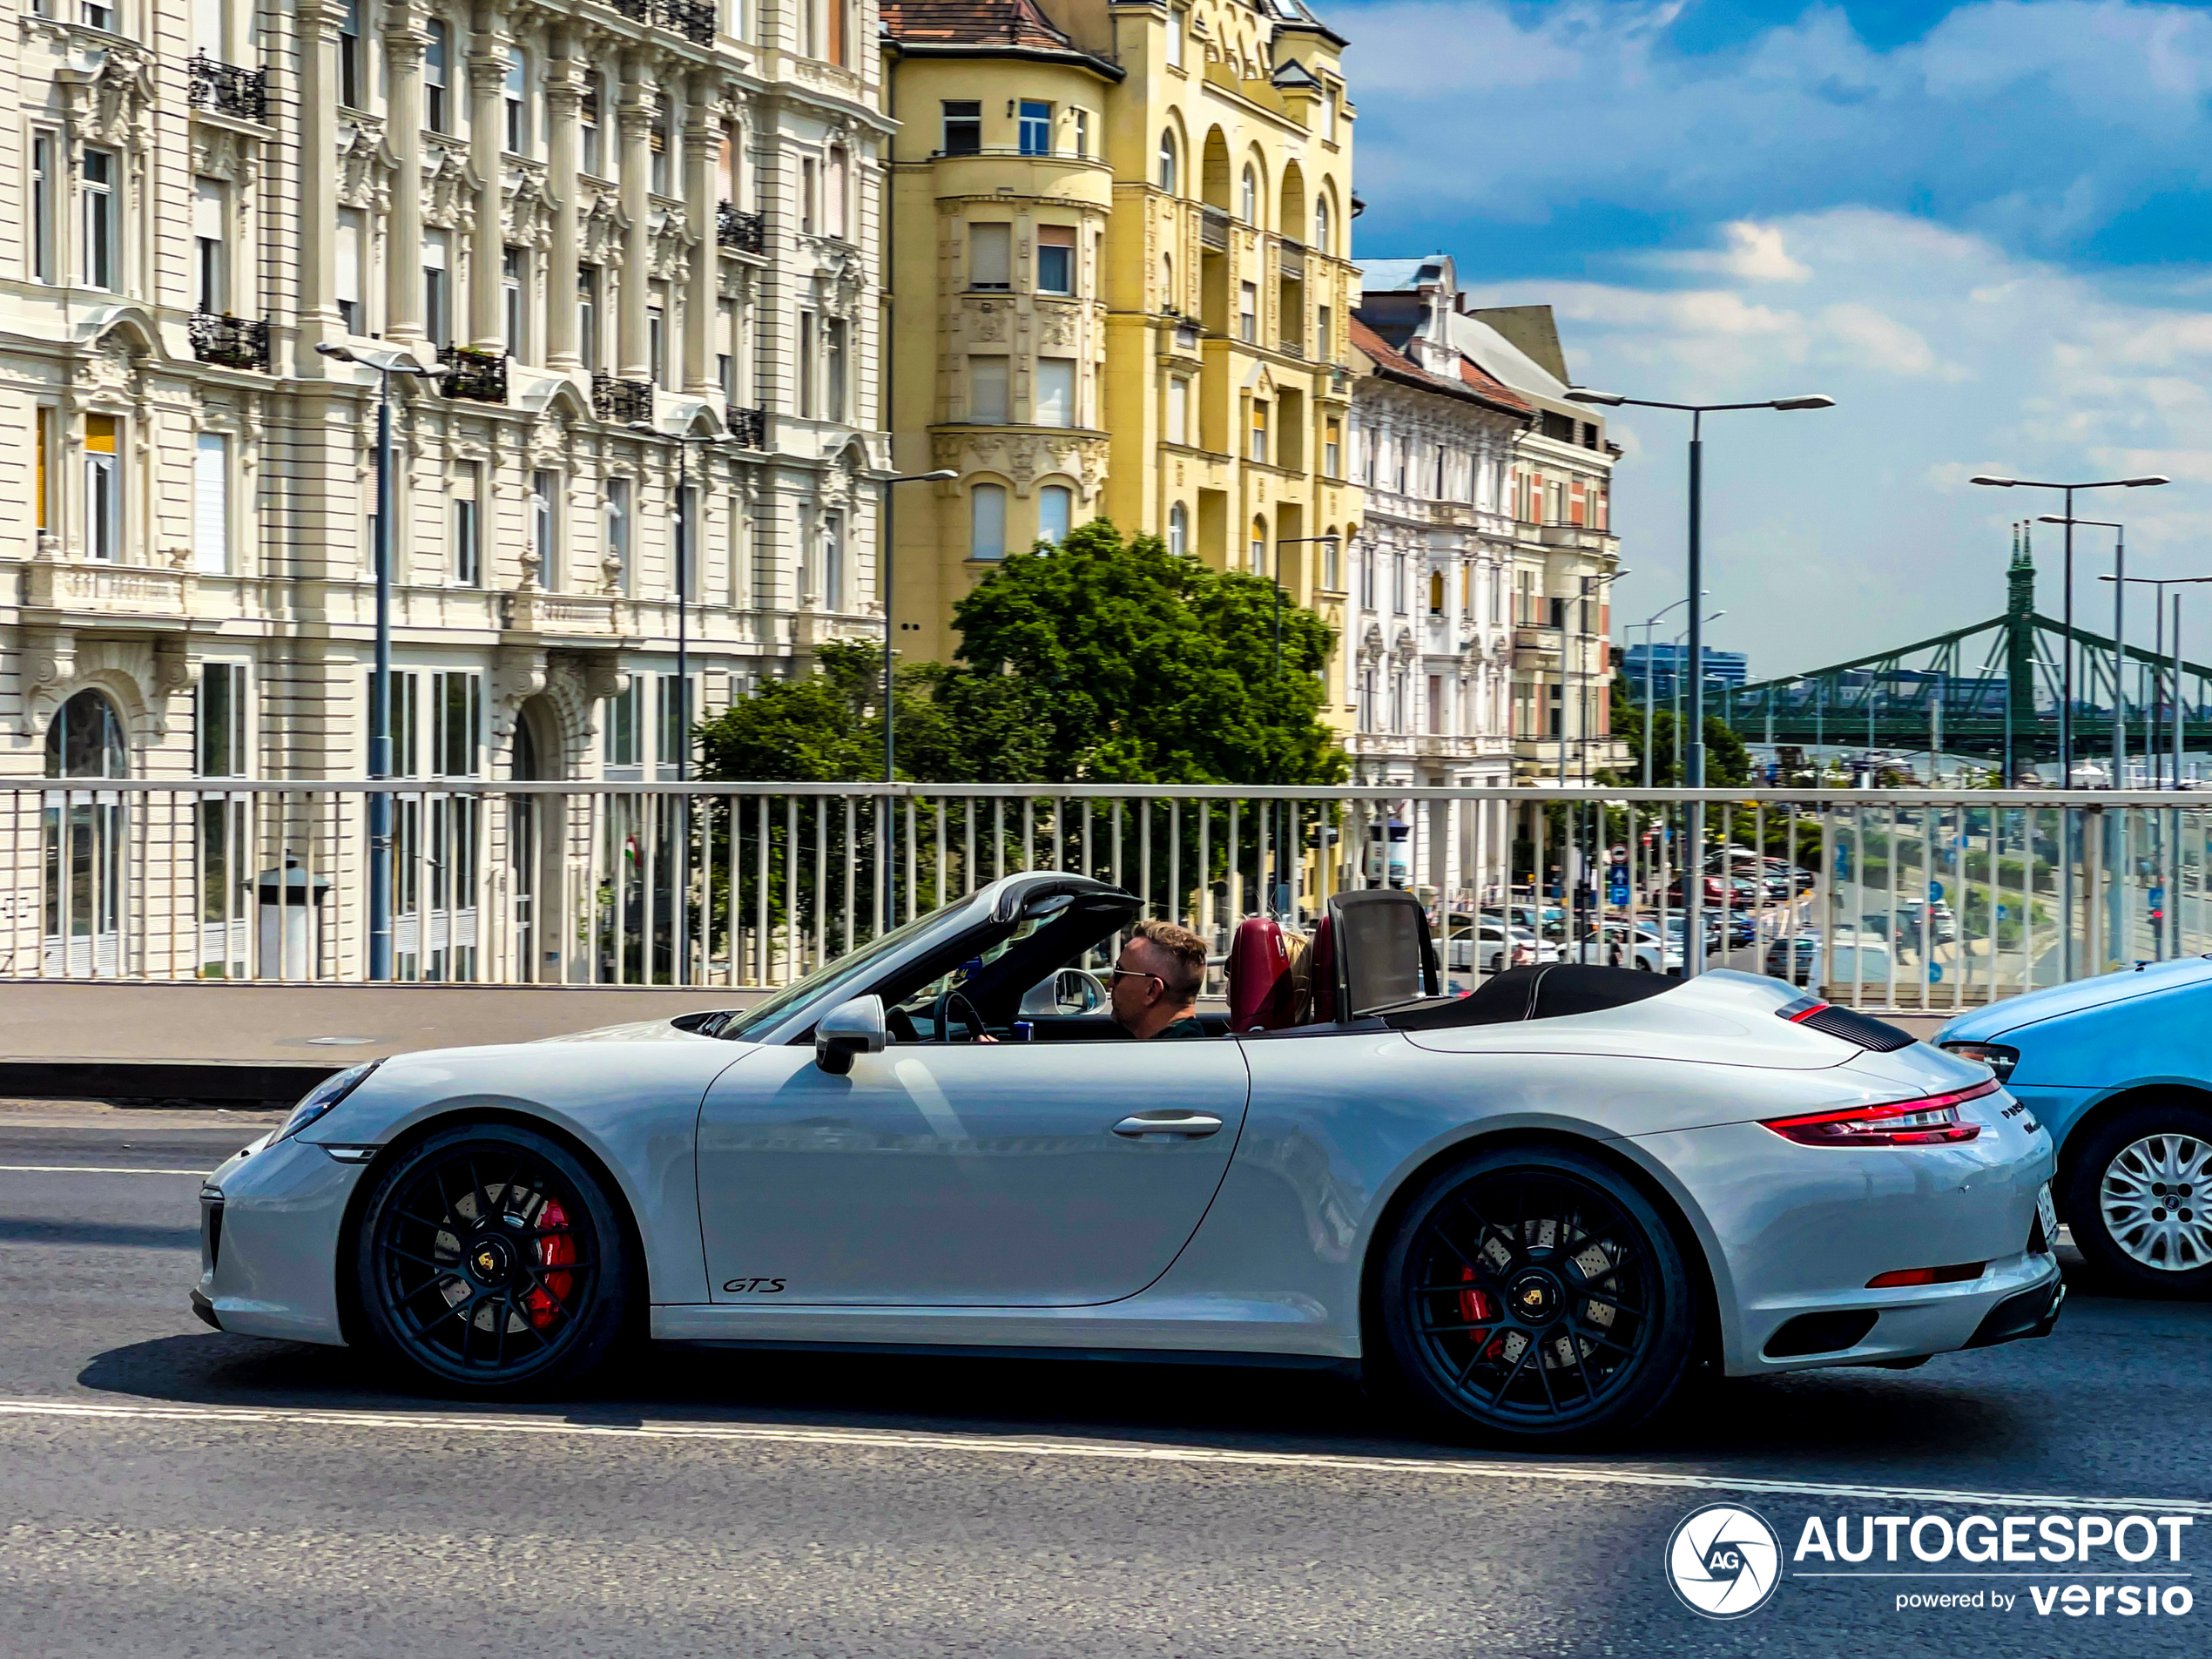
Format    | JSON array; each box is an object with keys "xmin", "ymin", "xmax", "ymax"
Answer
[
  {"xmin": 798, "ymin": 156, "xmax": 815, "ymax": 233},
  {"xmin": 198, "ymin": 663, "xmax": 247, "ymax": 778},
  {"xmin": 81, "ymin": 147, "xmax": 117, "ymax": 290},
  {"xmin": 1038, "ymin": 484, "xmax": 1072, "ymax": 546},
  {"xmin": 1157, "ymin": 129, "xmax": 1177, "ymax": 193},
  {"xmin": 1238, "ymin": 281, "xmax": 1257, "ymax": 343},
  {"xmin": 84, "ymin": 415, "xmax": 119, "ymax": 561},
  {"xmin": 339, "ymin": 0, "xmax": 365, "ymax": 107},
  {"xmin": 424, "ymin": 21, "xmax": 451, "ymax": 133},
  {"xmin": 1166, "ymin": 375, "xmax": 1189, "ymax": 446},
  {"xmin": 1167, "ymin": 501, "xmax": 1189, "ymax": 557},
  {"xmin": 1316, "ymin": 304, "xmax": 1331, "ymax": 363},
  {"xmin": 1018, "ymin": 100, "xmax": 1052, "ymax": 155},
  {"xmin": 970, "ymin": 483, "xmax": 1007, "ymax": 560},
  {"xmin": 80, "ymin": 0, "xmax": 115, "ymax": 30},
  {"xmin": 1314, "ymin": 195, "xmax": 1331, "ymax": 254},
  {"xmin": 797, "ymin": 310, "xmax": 818, "ymax": 416},
  {"xmin": 968, "ymin": 355, "xmax": 1008, "ymax": 423},
  {"xmin": 824, "ymin": 317, "xmax": 847, "ymax": 423},
  {"xmin": 452, "ymin": 462, "xmax": 481, "ymax": 585},
  {"xmin": 192, "ymin": 178, "xmax": 227, "ymax": 314},
  {"xmin": 1324, "ymin": 418, "xmax": 1341, "ymax": 478},
  {"xmin": 35, "ymin": 407, "xmax": 56, "ymax": 537},
  {"xmin": 30, "ymin": 132, "xmax": 57, "ymax": 282},
  {"xmin": 825, "ymin": 146, "xmax": 849, "ymax": 239},
  {"xmin": 1035, "ymin": 357, "xmax": 1076, "ymax": 427},
  {"xmin": 656, "ymin": 673, "xmax": 694, "ymax": 777},
  {"xmin": 1429, "ymin": 569, "xmax": 1446, "ymax": 615},
  {"xmin": 1324, "ymin": 529, "xmax": 1341, "ymax": 590},
  {"xmin": 433, "ymin": 671, "xmax": 482, "ymax": 777},
  {"xmin": 580, "ymin": 71, "xmax": 604, "ymax": 173},
  {"xmin": 503, "ymin": 247, "xmax": 526, "ymax": 358},
  {"xmin": 1359, "ymin": 544, "xmax": 1376, "ymax": 610},
  {"xmin": 941, "ymin": 100, "xmax": 981, "ymax": 156},
  {"xmin": 603, "ymin": 678, "xmax": 640, "ymax": 770},
  {"xmin": 1250, "ymin": 516, "xmax": 1267, "ymax": 574},
  {"xmin": 1249, "ymin": 399, "xmax": 1268, "ymax": 463},
  {"xmin": 577, "ymin": 266, "xmax": 600, "ymax": 369},
  {"xmin": 1393, "ymin": 551, "xmax": 1406, "ymax": 614},
  {"xmin": 193, "ymin": 431, "xmax": 230, "ymax": 574},
  {"xmin": 827, "ymin": 0, "xmax": 850, "ymax": 65},
  {"xmin": 1073, "ymin": 109, "xmax": 1089, "ymax": 158},
  {"xmin": 605, "ymin": 475, "xmax": 631, "ymax": 586},
  {"xmin": 1240, "ymin": 165, "xmax": 1258, "ymax": 225},
  {"xmin": 422, "ymin": 230, "xmax": 450, "ymax": 346},
  {"xmin": 819, "ymin": 509, "xmax": 845, "ymax": 609},
  {"xmin": 504, "ymin": 54, "xmax": 529, "ymax": 154},
  {"xmin": 336, "ymin": 208, "xmax": 365, "ymax": 332},
  {"xmin": 968, "ymin": 222, "xmax": 1011, "ymax": 290},
  {"xmin": 1037, "ymin": 226, "xmax": 1075, "ymax": 294},
  {"xmin": 529, "ymin": 470, "xmax": 557, "ymax": 589},
  {"xmin": 649, "ymin": 293, "xmax": 666, "ymax": 386}
]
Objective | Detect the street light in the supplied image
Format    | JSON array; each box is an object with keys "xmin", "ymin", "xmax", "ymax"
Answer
[
  {"xmin": 874, "ymin": 469, "xmax": 960, "ymax": 784},
  {"xmin": 2038, "ymin": 515, "xmax": 2131, "ymax": 788},
  {"xmin": 1970, "ymin": 475, "xmax": 2169, "ymax": 786},
  {"xmin": 1568, "ymin": 388, "xmax": 1834, "ymax": 974},
  {"xmin": 628, "ymin": 420, "xmax": 718, "ymax": 782},
  {"xmin": 1632, "ymin": 593, "xmax": 1704, "ymax": 788},
  {"xmin": 1670, "ymin": 611, "xmax": 1727, "ymax": 782},
  {"xmin": 2100, "ymin": 571, "xmax": 2212, "ymax": 787},
  {"xmin": 316, "ymin": 340, "xmax": 435, "ymax": 981},
  {"xmin": 1561, "ymin": 566, "xmax": 1630, "ymax": 786}
]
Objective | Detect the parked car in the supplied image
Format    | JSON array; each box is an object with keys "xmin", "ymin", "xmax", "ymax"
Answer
[
  {"xmin": 195, "ymin": 872, "xmax": 2061, "ymax": 1446},
  {"xmin": 1570, "ymin": 920, "xmax": 1683, "ymax": 974},
  {"xmin": 1765, "ymin": 928, "xmax": 1895, "ymax": 988},
  {"xmin": 1442, "ymin": 921, "xmax": 1559, "ymax": 974},
  {"xmin": 1939, "ymin": 958, "xmax": 2212, "ymax": 1295}
]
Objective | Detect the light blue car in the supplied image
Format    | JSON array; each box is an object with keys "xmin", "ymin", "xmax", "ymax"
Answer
[{"xmin": 1939, "ymin": 959, "xmax": 2212, "ymax": 1296}]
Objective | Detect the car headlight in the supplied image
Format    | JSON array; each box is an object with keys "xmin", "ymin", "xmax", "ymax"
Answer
[
  {"xmin": 275, "ymin": 1062, "xmax": 380, "ymax": 1143},
  {"xmin": 1939, "ymin": 1041, "xmax": 2019, "ymax": 1082}
]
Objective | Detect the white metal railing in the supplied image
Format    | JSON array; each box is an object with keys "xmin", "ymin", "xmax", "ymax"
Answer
[{"xmin": 3, "ymin": 781, "xmax": 2206, "ymax": 1014}]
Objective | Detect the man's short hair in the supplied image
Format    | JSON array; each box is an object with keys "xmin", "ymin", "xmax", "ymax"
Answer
[{"xmin": 1130, "ymin": 918, "xmax": 1208, "ymax": 1001}]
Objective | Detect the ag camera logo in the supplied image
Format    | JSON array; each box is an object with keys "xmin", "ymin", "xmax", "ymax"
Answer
[{"xmin": 1667, "ymin": 1503, "xmax": 1783, "ymax": 1619}]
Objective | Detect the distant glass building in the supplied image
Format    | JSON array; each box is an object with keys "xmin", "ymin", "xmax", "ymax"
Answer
[{"xmin": 1622, "ymin": 644, "xmax": 1749, "ymax": 702}]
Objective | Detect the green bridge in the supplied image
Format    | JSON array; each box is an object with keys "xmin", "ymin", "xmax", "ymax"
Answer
[{"xmin": 1721, "ymin": 533, "xmax": 2212, "ymax": 774}]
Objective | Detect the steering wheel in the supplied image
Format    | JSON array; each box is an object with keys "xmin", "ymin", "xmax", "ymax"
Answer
[{"xmin": 931, "ymin": 987, "xmax": 988, "ymax": 1044}]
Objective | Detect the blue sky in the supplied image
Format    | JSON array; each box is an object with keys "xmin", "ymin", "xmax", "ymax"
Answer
[{"xmin": 1337, "ymin": 2, "xmax": 2212, "ymax": 673}]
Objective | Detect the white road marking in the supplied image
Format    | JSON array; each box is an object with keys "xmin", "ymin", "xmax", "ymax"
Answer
[
  {"xmin": 1, "ymin": 1397, "xmax": 2207, "ymax": 1516},
  {"xmin": 0, "ymin": 1165, "xmax": 208, "ymax": 1176}
]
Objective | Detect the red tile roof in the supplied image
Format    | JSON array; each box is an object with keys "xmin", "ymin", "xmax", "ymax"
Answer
[
  {"xmin": 1349, "ymin": 316, "xmax": 1532, "ymax": 419},
  {"xmin": 880, "ymin": 0, "xmax": 1077, "ymax": 50}
]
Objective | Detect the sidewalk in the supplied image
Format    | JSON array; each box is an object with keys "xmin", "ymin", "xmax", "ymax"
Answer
[{"xmin": 0, "ymin": 980, "xmax": 763, "ymax": 1103}]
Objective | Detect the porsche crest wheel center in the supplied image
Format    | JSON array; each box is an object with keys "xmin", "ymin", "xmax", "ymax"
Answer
[
  {"xmin": 464, "ymin": 1234, "xmax": 516, "ymax": 1286},
  {"xmin": 1507, "ymin": 1270, "xmax": 1562, "ymax": 1323}
]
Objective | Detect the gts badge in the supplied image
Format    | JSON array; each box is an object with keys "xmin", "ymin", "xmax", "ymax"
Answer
[{"xmin": 722, "ymin": 1277, "xmax": 786, "ymax": 1294}]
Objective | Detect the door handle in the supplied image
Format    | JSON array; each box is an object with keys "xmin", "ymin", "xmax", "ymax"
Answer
[{"xmin": 1113, "ymin": 1112, "xmax": 1224, "ymax": 1140}]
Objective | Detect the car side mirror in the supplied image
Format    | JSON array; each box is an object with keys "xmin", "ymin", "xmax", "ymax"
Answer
[{"xmin": 815, "ymin": 995, "xmax": 887, "ymax": 1075}]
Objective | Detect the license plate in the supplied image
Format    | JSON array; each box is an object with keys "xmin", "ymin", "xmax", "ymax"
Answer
[{"xmin": 2037, "ymin": 1183, "xmax": 2060, "ymax": 1251}]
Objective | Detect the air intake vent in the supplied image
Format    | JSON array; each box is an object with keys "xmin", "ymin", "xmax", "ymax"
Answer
[{"xmin": 1779, "ymin": 1000, "xmax": 1918, "ymax": 1053}]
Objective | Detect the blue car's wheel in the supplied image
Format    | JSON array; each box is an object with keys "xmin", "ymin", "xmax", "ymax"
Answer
[
  {"xmin": 1375, "ymin": 1147, "xmax": 1696, "ymax": 1446},
  {"xmin": 2064, "ymin": 1100, "xmax": 2212, "ymax": 1296}
]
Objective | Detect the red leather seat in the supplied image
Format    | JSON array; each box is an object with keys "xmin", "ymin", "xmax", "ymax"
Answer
[{"xmin": 1225, "ymin": 917, "xmax": 1292, "ymax": 1031}]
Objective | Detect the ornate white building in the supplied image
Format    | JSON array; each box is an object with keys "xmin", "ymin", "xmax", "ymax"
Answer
[{"xmin": 2, "ymin": 1, "xmax": 887, "ymax": 977}]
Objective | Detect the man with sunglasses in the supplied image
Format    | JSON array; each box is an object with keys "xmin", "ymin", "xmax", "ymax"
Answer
[{"xmin": 1107, "ymin": 918, "xmax": 1211, "ymax": 1040}]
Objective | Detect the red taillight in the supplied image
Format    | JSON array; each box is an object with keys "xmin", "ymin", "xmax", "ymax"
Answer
[
  {"xmin": 1867, "ymin": 1262, "xmax": 1986, "ymax": 1288},
  {"xmin": 1761, "ymin": 1079, "xmax": 1999, "ymax": 1146}
]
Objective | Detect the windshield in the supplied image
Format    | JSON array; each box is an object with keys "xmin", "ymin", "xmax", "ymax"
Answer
[{"xmin": 718, "ymin": 894, "xmax": 988, "ymax": 1042}]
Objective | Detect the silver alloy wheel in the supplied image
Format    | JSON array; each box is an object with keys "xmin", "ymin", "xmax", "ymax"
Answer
[{"xmin": 2099, "ymin": 1134, "xmax": 2212, "ymax": 1271}]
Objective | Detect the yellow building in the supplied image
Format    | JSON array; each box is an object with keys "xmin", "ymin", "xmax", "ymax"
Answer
[{"xmin": 881, "ymin": 0, "xmax": 1358, "ymax": 714}]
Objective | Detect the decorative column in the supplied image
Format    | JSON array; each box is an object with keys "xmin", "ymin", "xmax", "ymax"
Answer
[
  {"xmin": 543, "ymin": 36, "xmax": 582, "ymax": 369},
  {"xmin": 617, "ymin": 64, "xmax": 654, "ymax": 381},
  {"xmin": 682, "ymin": 73, "xmax": 716, "ymax": 395},
  {"xmin": 468, "ymin": 24, "xmax": 509, "ymax": 353},
  {"xmin": 383, "ymin": 7, "xmax": 428, "ymax": 344},
  {"xmin": 299, "ymin": 0, "xmax": 348, "ymax": 351}
]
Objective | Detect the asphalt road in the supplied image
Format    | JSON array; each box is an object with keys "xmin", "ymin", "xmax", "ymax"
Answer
[{"xmin": 4, "ymin": 1104, "xmax": 2211, "ymax": 1659}]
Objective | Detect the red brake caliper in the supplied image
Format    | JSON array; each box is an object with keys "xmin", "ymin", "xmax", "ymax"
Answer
[
  {"xmin": 1460, "ymin": 1264, "xmax": 1501, "ymax": 1357},
  {"xmin": 526, "ymin": 1198, "xmax": 575, "ymax": 1330}
]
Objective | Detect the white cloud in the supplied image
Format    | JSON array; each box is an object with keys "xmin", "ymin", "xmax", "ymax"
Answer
[
  {"xmin": 1458, "ymin": 209, "xmax": 2212, "ymax": 671},
  {"xmin": 1656, "ymin": 222, "xmax": 1814, "ymax": 283}
]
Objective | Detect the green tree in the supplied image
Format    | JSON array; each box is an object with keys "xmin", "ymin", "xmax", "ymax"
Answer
[{"xmin": 1602, "ymin": 673, "xmax": 1750, "ymax": 788}]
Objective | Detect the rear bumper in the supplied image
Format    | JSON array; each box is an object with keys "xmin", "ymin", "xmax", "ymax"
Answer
[{"xmin": 1966, "ymin": 1276, "xmax": 2066, "ymax": 1349}]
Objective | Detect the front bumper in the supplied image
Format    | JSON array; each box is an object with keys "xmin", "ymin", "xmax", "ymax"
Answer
[{"xmin": 194, "ymin": 1133, "xmax": 363, "ymax": 1346}]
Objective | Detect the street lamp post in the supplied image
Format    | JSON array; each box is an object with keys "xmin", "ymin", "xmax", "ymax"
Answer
[
  {"xmin": 1568, "ymin": 388, "xmax": 1834, "ymax": 974},
  {"xmin": 316, "ymin": 341, "xmax": 435, "ymax": 981},
  {"xmin": 1971, "ymin": 475, "xmax": 2169, "ymax": 786},
  {"xmin": 1669, "ymin": 612, "xmax": 1726, "ymax": 780},
  {"xmin": 2038, "ymin": 516, "xmax": 2131, "ymax": 787},
  {"xmin": 2099, "ymin": 572, "xmax": 2212, "ymax": 787},
  {"xmin": 1632, "ymin": 595, "xmax": 1700, "ymax": 788},
  {"xmin": 871, "ymin": 467, "xmax": 961, "ymax": 935},
  {"xmin": 629, "ymin": 421, "xmax": 718, "ymax": 782},
  {"xmin": 1560, "ymin": 566, "xmax": 1631, "ymax": 787}
]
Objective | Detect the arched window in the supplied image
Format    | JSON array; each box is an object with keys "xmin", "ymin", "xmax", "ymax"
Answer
[
  {"xmin": 1429, "ymin": 568, "xmax": 1446, "ymax": 615},
  {"xmin": 1160, "ymin": 253, "xmax": 1173, "ymax": 306},
  {"xmin": 45, "ymin": 689, "xmax": 127, "ymax": 779},
  {"xmin": 1240, "ymin": 164, "xmax": 1258, "ymax": 225},
  {"xmin": 1157, "ymin": 129, "xmax": 1177, "ymax": 194},
  {"xmin": 1167, "ymin": 501, "xmax": 1189, "ymax": 558},
  {"xmin": 1250, "ymin": 514, "xmax": 1267, "ymax": 573},
  {"xmin": 1038, "ymin": 484, "xmax": 1073, "ymax": 546},
  {"xmin": 970, "ymin": 483, "xmax": 1008, "ymax": 561},
  {"xmin": 1314, "ymin": 194, "xmax": 1331, "ymax": 255},
  {"xmin": 43, "ymin": 689, "xmax": 128, "ymax": 967}
]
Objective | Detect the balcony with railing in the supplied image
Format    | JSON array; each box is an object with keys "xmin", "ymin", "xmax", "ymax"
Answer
[
  {"xmin": 659, "ymin": 0, "xmax": 717, "ymax": 43},
  {"xmin": 724, "ymin": 405, "xmax": 766, "ymax": 449},
  {"xmin": 1199, "ymin": 206, "xmax": 1231, "ymax": 251},
  {"xmin": 438, "ymin": 344, "xmax": 508, "ymax": 405},
  {"xmin": 592, "ymin": 372, "xmax": 654, "ymax": 425},
  {"xmin": 1278, "ymin": 335, "xmax": 1306, "ymax": 360},
  {"xmin": 187, "ymin": 52, "xmax": 266, "ymax": 122},
  {"xmin": 188, "ymin": 312, "xmax": 270, "ymax": 371},
  {"xmin": 1278, "ymin": 238, "xmax": 1306, "ymax": 280},
  {"xmin": 717, "ymin": 201, "xmax": 765, "ymax": 255}
]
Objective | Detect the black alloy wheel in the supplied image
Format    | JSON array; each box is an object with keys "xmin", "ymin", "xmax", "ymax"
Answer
[
  {"xmin": 1377, "ymin": 1146, "xmax": 1695, "ymax": 1446},
  {"xmin": 2061, "ymin": 1097, "xmax": 2212, "ymax": 1298},
  {"xmin": 355, "ymin": 1123, "xmax": 633, "ymax": 1393}
]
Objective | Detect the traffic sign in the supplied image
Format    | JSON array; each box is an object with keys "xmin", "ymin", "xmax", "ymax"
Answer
[
  {"xmin": 1928, "ymin": 962, "xmax": 1944, "ymax": 982},
  {"xmin": 1929, "ymin": 881, "xmax": 1944, "ymax": 902}
]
